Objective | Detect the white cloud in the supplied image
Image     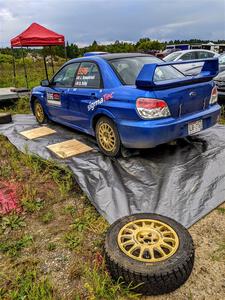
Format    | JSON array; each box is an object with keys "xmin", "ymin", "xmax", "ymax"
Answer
[
  {"xmin": 0, "ymin": 0, "xmax": 224, "ymax": 47},
  {"xmin": 0, "ymin": 8, "xmax": 15, "ymax": 21}
]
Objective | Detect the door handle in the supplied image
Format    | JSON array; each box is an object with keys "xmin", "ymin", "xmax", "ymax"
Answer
[{"xmin": 90, "ymin": 93, "xmax": 98, "ymax": 100}]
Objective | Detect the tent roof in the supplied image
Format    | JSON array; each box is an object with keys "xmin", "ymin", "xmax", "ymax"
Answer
[{"xmin": 11, "ymin": 23, "xmax": 65, "ymax": 47}]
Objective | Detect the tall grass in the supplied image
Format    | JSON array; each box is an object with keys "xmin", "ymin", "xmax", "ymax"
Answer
[{"xmin": 0, "ymin": 56, "xmax": 64, "ymax": 88}]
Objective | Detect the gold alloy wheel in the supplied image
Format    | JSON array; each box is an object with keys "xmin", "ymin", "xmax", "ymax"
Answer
[
  {"xmin": 98, "ymin": 122, "xmax": 116, "ymax": 152},
  {"xmin": 34, "ymin": 102, "xmax": 45, "ymax": 123},
  {"xmin": 118, "ymin": 219, "xmax": 179, "ymax": 263}
]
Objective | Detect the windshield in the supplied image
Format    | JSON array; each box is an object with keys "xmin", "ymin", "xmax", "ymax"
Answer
[
  {"xmin": 164, "ymin": 52, "xmax": 182, "ymax": 62},
  {"xmin": 110, "ymin": 56, "xmax": 184, "ymax": 85}
]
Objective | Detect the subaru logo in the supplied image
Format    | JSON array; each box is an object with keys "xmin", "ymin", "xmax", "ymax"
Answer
[{"xmin": 189, "ymin": 91, "xmax": 197, "ymax": 97}]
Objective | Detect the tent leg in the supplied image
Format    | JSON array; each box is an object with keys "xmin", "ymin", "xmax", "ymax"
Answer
[
  {"xmin": 21, "ymin": 47, "xmax": 28, "ymax": 89},
  {"xmin": 43, "ymin": 55, "xmax": 49, "ymax": 81},
  {"xmin": 50, "ymin": 46, "xmax": 55, "ymax": 74},
  {"xmin": 64, "ymin": 43, "xmax": 68, "ymax": 61},
  {"xmin": 11, "ymin": 47, "xmax": 16, "ymax": 87}
]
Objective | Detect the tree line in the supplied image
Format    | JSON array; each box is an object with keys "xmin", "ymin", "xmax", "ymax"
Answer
[{"xmin": 1, "ymin": 38, "xmax": 225, "ymax": 60}]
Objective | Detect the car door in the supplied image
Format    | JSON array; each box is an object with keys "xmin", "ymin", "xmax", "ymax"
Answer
[
  {"xmin": 45, "ymin": 63, "xmax": 79, "ymax": 123},
  {"xmin": 66, "ymin": 61, "xmax": 103, "ymax": 130}
]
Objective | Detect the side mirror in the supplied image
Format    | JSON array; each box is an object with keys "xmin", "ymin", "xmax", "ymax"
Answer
[{"xmin": 40, "ymin": 79, "xmax": 49, "ymax": 87}]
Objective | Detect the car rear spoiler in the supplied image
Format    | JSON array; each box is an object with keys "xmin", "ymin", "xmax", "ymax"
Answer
[{"xmin": 136, "ymin": 58, "xmax": 219, "ymax": 89}]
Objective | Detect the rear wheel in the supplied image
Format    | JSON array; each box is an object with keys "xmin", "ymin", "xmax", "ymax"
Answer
[
  {"xmin": 34, "ymin": 99, "xmax": 48, "ymax": 124},
  {"xmin": 95, "ymin": 117, "xmax": 121, "ymax": 157}
]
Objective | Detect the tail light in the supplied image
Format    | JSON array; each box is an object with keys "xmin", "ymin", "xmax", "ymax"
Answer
[
  {"xmin": 136, "ymin": 98, "xmax": 171, "ymax": 119},
  {"xmin": 210, "ymin": 86, "xmax": 218, "ymax": 105}
]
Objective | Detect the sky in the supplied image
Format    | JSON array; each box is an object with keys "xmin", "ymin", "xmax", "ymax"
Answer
[{"xmin": 0, "ymin": 0, "xmax": 225, "ymax": 47}]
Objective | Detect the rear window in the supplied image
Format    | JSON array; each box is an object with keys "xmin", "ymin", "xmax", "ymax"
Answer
[
  {"xmin": 163, "ymin": 52, "xmax": 181, "ymax": 62},
  {"xmin": 110, "ymin": 56, "xmax": 184, "ymax": 85}
]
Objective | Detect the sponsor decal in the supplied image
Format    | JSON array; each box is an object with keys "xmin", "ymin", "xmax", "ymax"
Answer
[
  {"xmin": 75, "ymin": 75, "xmax": 96, "ymax": 87},
  {"xmin": 103, "ymin": 93, "xmax": 113, "ymax": 101},
  {"xmin": 88, "ymin": 92, "xmax": 113, "ymax": 111},
  {"xmin": 47, "ymin": 92, "xmax": 61, "ymax": 106}
]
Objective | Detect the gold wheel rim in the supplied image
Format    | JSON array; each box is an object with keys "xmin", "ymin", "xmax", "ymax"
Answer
[
  {"xmin": 118, "ymin": 219, "xmax": 179, "ymax": 263},
  {"xmin": 35, "ymin": 102, "xmax": 44, "ymax": 123},
  {"xmin": 98, "ymin": 123, "xmax": 116, "ymax": 152}
]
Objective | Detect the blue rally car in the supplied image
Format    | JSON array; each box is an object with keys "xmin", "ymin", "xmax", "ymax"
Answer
[{"xmin": 31, "ymin": 53, "xmax": 220, "ymax": 156}]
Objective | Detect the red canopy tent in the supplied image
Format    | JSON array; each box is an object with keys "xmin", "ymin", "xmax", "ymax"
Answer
[
  {"xmin": 10, "ymin": 23, "xmax": 66, "ymax": 88},
  {"xmin": 11, "ymin": 22, "xmax": 65, "ymax": 47}
]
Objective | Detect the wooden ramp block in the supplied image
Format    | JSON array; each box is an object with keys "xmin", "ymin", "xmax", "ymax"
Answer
[
  {"xmin": 20, "ymin": 127, "xmax": 56, "ymax": 140},
  {"xmin": 47, "ymin": 139, "xmax": 92, "ymax": 158}
]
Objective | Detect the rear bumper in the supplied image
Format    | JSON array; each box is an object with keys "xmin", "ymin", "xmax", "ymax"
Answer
[{"xmin": 117, "ymin": 104, "xmax": 221, "ymax": 149}]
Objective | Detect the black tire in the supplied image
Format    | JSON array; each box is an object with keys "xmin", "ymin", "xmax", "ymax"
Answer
[
  {"xmin": 104, "ymin": 213, "xmax": 195, "ymax": 295},
  {"xmin": 33, "ymin": 99, "xmax": 48, "ymax": 124},
  {"xmin": 0, "ymin": 112, "xmax": 12, "ymax": 124},
  {"xmin": 95, "ymin": 117, "xmax": 121, "ymax": 157}
]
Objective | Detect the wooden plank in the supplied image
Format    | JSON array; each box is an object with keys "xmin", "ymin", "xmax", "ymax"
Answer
[
  {"xmin": 20, "ymin": 127, "xmax": 56, "ymax": 140},
  {"xmin": 47, "ymin": 139, "xmax": 92, "ymax": 158}
]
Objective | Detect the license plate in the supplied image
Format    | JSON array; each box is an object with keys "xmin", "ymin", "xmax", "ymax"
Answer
[{"xmin": 188, "ymin": 120, "xmax": 203, "ymax": 135}]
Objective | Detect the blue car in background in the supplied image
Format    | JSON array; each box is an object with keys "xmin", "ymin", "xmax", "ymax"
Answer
[{"xmin": 31, "ymin": 53, "xmax": 220, "ymax": 157}]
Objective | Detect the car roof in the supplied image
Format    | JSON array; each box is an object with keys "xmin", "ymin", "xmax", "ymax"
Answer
[
  {"xmin": 99, "ymin": 53, "xmax": 152, "ymax": 60},
  {"xmin": 68, "ymin": 53, "xmax": 152, "ymax": 63},
  {"xmin": 177, "ymin": 49, "xmax": 217, "ymax": 54}
]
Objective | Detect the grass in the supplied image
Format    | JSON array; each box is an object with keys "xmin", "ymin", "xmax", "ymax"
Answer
[
  {"xmin": 0, "ymin": 214, "xmax": 26, "ymax": 232},
  {"xmin": 47, "ymin": 243, "xmax": 57, "ymax": 252},
  {"xmin": 41, "ymin": 212, "xmax": 54, "ymax": 224},
  {"xmin": 0, "ymin": 269, "xmax": 55, "ymax": 300},
  {"xmin": 0, "ymin": 58, "xmax": 64, "ymax": 88},
  {"xmin": 83, "ymin": 263, "xmax": 140, "ymax": 300},
  {"xmin": 211, "ymin": 241, "xmax": 225, "ymax": 262},
  {"xmin": 0, "ymin": 234, "xmax": 33, "ymax": 257},
  {"xmin": 217, "ymin": 207, "xmax": 225, "ymax": 214}
]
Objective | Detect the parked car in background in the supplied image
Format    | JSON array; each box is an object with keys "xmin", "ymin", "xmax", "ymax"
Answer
[
  {"xmin": 168, "ymin": 52, "xmax": 225, "ymax": 77},
  {"xmin": 218, "ymin": 53, "xmax": 225, "ymax": 73},
  {"xmin": 164, "ymin": 49, "xmax": 219, "ymax": 75},
  {"xmin": 214, "ymin": 70, "xmax": 225, "ymax": 102},
  {"xmin": 30, "ymin": 53, "xmax": 220, "ymax": 157},
  {"xmin": 156, "ymin": 48, "xmax": 180, "ymax": 59}
]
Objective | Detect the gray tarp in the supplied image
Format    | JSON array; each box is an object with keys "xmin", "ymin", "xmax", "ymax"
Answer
[{"xmin": 0, "ymin": 114, "xmax": 225, "ymax": 228}]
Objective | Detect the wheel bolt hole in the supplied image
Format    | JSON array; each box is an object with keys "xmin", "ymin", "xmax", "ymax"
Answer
[{"xmin": 143, "ymin": 238, "xmax": 152, "ymax": 243}]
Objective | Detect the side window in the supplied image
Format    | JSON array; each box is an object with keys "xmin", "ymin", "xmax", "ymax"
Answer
[
  {"xmin": 74, "ymin": 62, "xmax": 101, "ymax": 88},
  {"xmin": 52, "ymin": 63, "xmax": 79, "ymax": 87},
  {"xmin": 198, "ymin": 51, "xmax": 214, "ymax": 59},
  {"xmin": 180, "ymin": 52, "xmax": 196, "ymax": 61}
]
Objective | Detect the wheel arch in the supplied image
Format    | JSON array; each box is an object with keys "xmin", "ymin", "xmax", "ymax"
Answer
[
  {"xmin": 30, "ymin": 95, "xmax": 39, "ymax": 113},
  {"xmin": 91, "ymin": 109, "xmax": 116, "ymax": 132}
]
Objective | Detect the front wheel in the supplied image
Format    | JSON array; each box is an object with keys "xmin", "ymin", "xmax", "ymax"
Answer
[
  {"xmin": 33, "ymin": 99, "xmax": 48, "ymax": 124},
  {"xmin": 95, "ymin": 117, "xmax": 121, "ymax": 157}
]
